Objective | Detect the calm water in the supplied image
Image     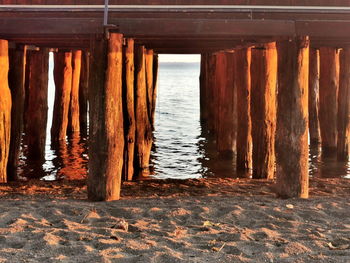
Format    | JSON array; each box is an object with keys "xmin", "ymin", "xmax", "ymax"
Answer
[{"xmin": 18, "ymin": 60, "xmax": 350, "ymax": 180}]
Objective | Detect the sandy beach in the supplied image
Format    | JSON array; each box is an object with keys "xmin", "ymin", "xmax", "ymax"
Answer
[{"xmin": 0, "ymin": 177, "xmax": 349, "ymax": 263}]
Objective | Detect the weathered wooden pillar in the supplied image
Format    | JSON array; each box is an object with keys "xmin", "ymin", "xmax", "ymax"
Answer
[
  {"xmin": 51, "ymin": 51, "xmax": 73, "ymax": 142},
  {"xmin": 88, "ymin": 33, "xmax": 124, "ymax": 201},
  {"xmin": 7, "ymin": 45, "xmax": 26, "ymax": 181},
  {"xmin": 145, "ymin": 49, "xmax": 154, "ymax": 126},
  {"xmin": 69, "ymin": 50, "xmax": 82, "ymax": 134},
  {"xmin": 235, "ymin": 48, "xmax": 252, "ymax": 172},
  {"xmin": 200, "ymin": 53, "xmax": 209, "ymax": 126},
  {"xmin": 26, "ymin": 48, "xmax": 49, "ymax": 161},
  {"xmin": 135, "ymin": 46, "xmax": 153, "ymax": 174},
  {"xmin": 276, "ymin": 37, "xmax": 309, "ymax": 199},
  {"xmin": 319, "ymin": 47, "xmax": 339, "ymax": 155},
  {"xmin": 250, "ymin": 43, "xmax": 277, "ymax": 179},
  {"xmin": 215, "ymin": 52, "xmax": 236, "ymax": 154},
  {"xmin": 122, "ymin": 39, "xmax": 136, "ymax": 181},
  {"xmin": 309, "ymin": 48, "xmax": 321, "ymax": 145},
  {"xmin": 337, "ymin": 48, "xmax": 350, "ymax": 160},
  {"xmin": 206, "ymin": 54, "xmax": 217, "ymax": 136},
  {"xmin": 79, "ymin": 51, "xmax": 89, "ymax": 135},
  {"xmin": 0, "ymin": 40, "xmax": 11, "ymax": 183},
  {"xmin": 151, "ymin": 53, "xmax": 159, "ymax": 128}
]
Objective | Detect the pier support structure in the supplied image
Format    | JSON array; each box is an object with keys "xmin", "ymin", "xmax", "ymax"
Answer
[
  {"xmin": 235, "ymin": 48, "xmax": 252, "ymax": 172},
  {"xmin": 122, "ymin": 39, "xmax": 136, "ymax": 181},
  {"xmin": 250, "ymin": 43, "xmax": 277, "ymax": 179},
  {"xmin": 69, "ymin": 50, "xmax": 82, "ymax": 135},
  {"xmin": 276, "ymin": 36, "xmax": 309, "ymax": 198},
  {"xmin": 0, "ymin": 40, "xmax": 11, "ymax": 183},
  {"xmin": 7, "ymin": 45, "xmax": 26, "ymax": 181},
  {"xmin": 79, "ymin": 51, "xmax": 89, "ymax": 135},
  {"xmin": 135, "ymin": 46, "xmax": 153, "ymax": 176},
  {"xmin": 319, "ymin": 47, "xmax": 339, "ymax": 155},
  {"xmin": 26, "ymin": 48, "xmax": 49, "ymax": 162},
  {"xmin": 337, "ymin": 48, "xmax": 350, "ymax": 160},
  {"xmin": 51, "ymin": 51, "xmax": 73, "ymax": 143},
  {"xmin": 308, "ymin": 48, "xmax": 321, "ymax": 145},
  {"xmin": 88, "ymin": 33, "xmax": 124, "ymax": 201},
  {"xmin": 215, "ymin": 52, "xmax": 236, "ymax": 155}
]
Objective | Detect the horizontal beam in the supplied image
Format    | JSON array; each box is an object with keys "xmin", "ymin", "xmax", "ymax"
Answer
[{"xmin": 1, "ymin": 5, "xmax": 350, "ymax": 13}]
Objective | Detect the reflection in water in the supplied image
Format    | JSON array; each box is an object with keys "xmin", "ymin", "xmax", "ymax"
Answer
[{"xmin": 16, "ymin": 60, "xmax": 350, "ymax": 181}]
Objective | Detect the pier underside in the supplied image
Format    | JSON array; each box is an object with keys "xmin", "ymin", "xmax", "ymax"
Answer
[{"xmin": 0, "ymin": 2, "xmax": 349, "ymax": 200}]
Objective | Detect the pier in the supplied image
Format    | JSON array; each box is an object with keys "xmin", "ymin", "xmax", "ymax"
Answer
[{"xmin": 0, "ymin": 1, "xmax": 349, "ymax": 200}]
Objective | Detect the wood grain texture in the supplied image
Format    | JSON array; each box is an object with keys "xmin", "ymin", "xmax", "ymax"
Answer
[
  {"xmin": 135, "ymin": 46, "xmax": 153, "ymax": 174},
  {"xmin": 88, "ymin": 33, "xmax": 124, "ymax": 201},
  {"xmin": 337, "ymin": 48, "xmax": 350, "ymax": 161},
  {"xmin": 276, "ymin": 36, "xmax": 309, "ymax": 199},
  {"xmin": 7, "ymin": 45, "xmax": 26, "ymax": 181},
  {"xmin": 250, "ymin": 43, "xmax": 277, "ymax": 180},
  {"xmin": 0, "ymin": 40, "xmax": 11, "ymax": 183},
  {"xmin": 319, "ymin": 47, "xmax": 339, "ymax": 154},
  {"xmin": 308, "ymin": 48, "xmax": 321, "ymax": 145},
  {"xmin": 51, "ymin": 51, "xmax": 72, "ymax": 142},
  {"xmin": 26, "ymin": 48, "xmax": 49, "ymax": 162},
  {"xmin": 235, "ymin": 48, "xmax": 252, "ymax": 172},
  {"xmin": 69, "ymin": 50, "xmax": 82, "ymax": 134},
  {"xmin": 122, "ymin": 39, "xmax": 136, "ymax": 181}
]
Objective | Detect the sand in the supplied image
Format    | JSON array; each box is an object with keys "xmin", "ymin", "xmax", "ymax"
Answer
[{"xmin": 0, "ymin": 177, "xmax": 349, "ymax": 263}]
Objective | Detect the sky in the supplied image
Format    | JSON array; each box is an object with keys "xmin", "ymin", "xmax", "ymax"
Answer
[{"xmin": 159, "ymin": 54, "xmax": 200, "ymax": 63}]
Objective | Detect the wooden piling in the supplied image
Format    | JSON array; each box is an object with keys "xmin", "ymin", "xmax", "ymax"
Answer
[
  {"xmin": 135, "ymin": 46, "xmax": 153, "ymax": 174},
  {"xmin": 145, "ymin": 49, "xmax": 154, "ymax": 126},
  {"xmin": 216, "ymin": 52, "xmax": 236, "ymax": 155},
  {"xmin": 122, "ymin": 39, "xmax": 136, "ymax": 181},
  {"xmin": 7, "ymin": 45, "xmax": 26, "ymax": 181},
  {"xmin": 200, "ymin": 54, "xmax": 208, "ymax": 126},
  {"xmin": 151, "ymin": 54, "xmax": 159, "ymax": 128},
  {"xmin": 69, "ymin": 50, "xmax": 82, "ymax": 134},
  {"xmin": 276, "ymin": 36, "xmax": 309, "ymax": 199},
  {"xmin": 309, "ymin": 48, "xmax": 321, "ymax": 145},
  {"xmin": 250, "ymin": 43, "xmax": 277, "ymax": 179},
  {"xmin": 206, "ymin": 54, "xmax": 217, "ymax": 136},
  {"xmin": 337, "ymin": 48, "xmax": 350, "ymax": 160},
  {"xmin": 88, "ymin": 33, "xmax": 124, "ymax": 201},
  {"xmin": 26, "ymin": 48, "xmax": 49, "ymax": 161},
  {"xmin": 79, "ymin": 51, "xmax": 89, "ymax": 135},
  {"xmin": 319, "ymin": 47, "xmax": 339, "ymax": 155},
  {"xmin": 51, "ymin": 51, "xmax": 73, "ymax": 142},
  {"xmin": 235, "ymin": 48, "xmax": 252, "ymax": 171},
  {"xmin": 0, "ymin": 40, "xmax": 11, "ymax": 183}
]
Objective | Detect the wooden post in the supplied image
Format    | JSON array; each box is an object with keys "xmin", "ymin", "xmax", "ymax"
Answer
[
  {"xmin": 145, "ymin": 49, "xmax": 154, "ymax": 126},
  {"xmin": 7, "ymin": 45, "xmax": 26, "ymax": 181},
  {"xmin": 0, "ymin": 40, "xmax": 11, "ymax": 183},
  {"xmin": 26, "ymin": 48, "xmax": 49, "ymax": 162},
  {"xmin": 215, "ymin": 52, "xmax": 236, "ymax": 155},
  {"xmin": 88, "ymin": 33, "xmax": 124, "ymax": 201},
  {"xmin": 51, "ymin": 51, "xmax": 73, "ymax": 142},
  {"xmin": 200, "ymin": 53, "xmax": 208, "ymax": 126},
  {"xmin": 135, "ymin": 46, "xmax": 153, "ymax": 174},
  {"xmin": 276, "ymin": 36, "xmax": 309, "ymax": 199},
  {"xmin": 69, "ymin": 50, "xmax": 82, "ymax": 134},
  {"xmin": 207, "ymin": 54, "xmax": 217, "ymax": 136},
  {"xmin": 337, "ymin": 48, "xmax": 350, "ymax": 160},
  {"xmin": 319, "ymin": 47, "xmax": 339, "ymax": 155},
  {"xmin": 79, "ymin": 51, "xmax": 89, "ymax": 136},
  {"xmin": 235, "ymin": 48, "xmax": 252, "ymax": 172},
  {"xmin": 250, "ymin": 43, "xmax": 277, "ymax": 179},
  {"xmin": 151, "ymin": 53, "xmax": 159, "ymax": 128},
  {"xmin": 309, "ymin": 48, "xmax": 321, "ymax": 145},
  {"xmin": 122, "ymin": 39, "xmax": 136, "ymax": 181}
]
